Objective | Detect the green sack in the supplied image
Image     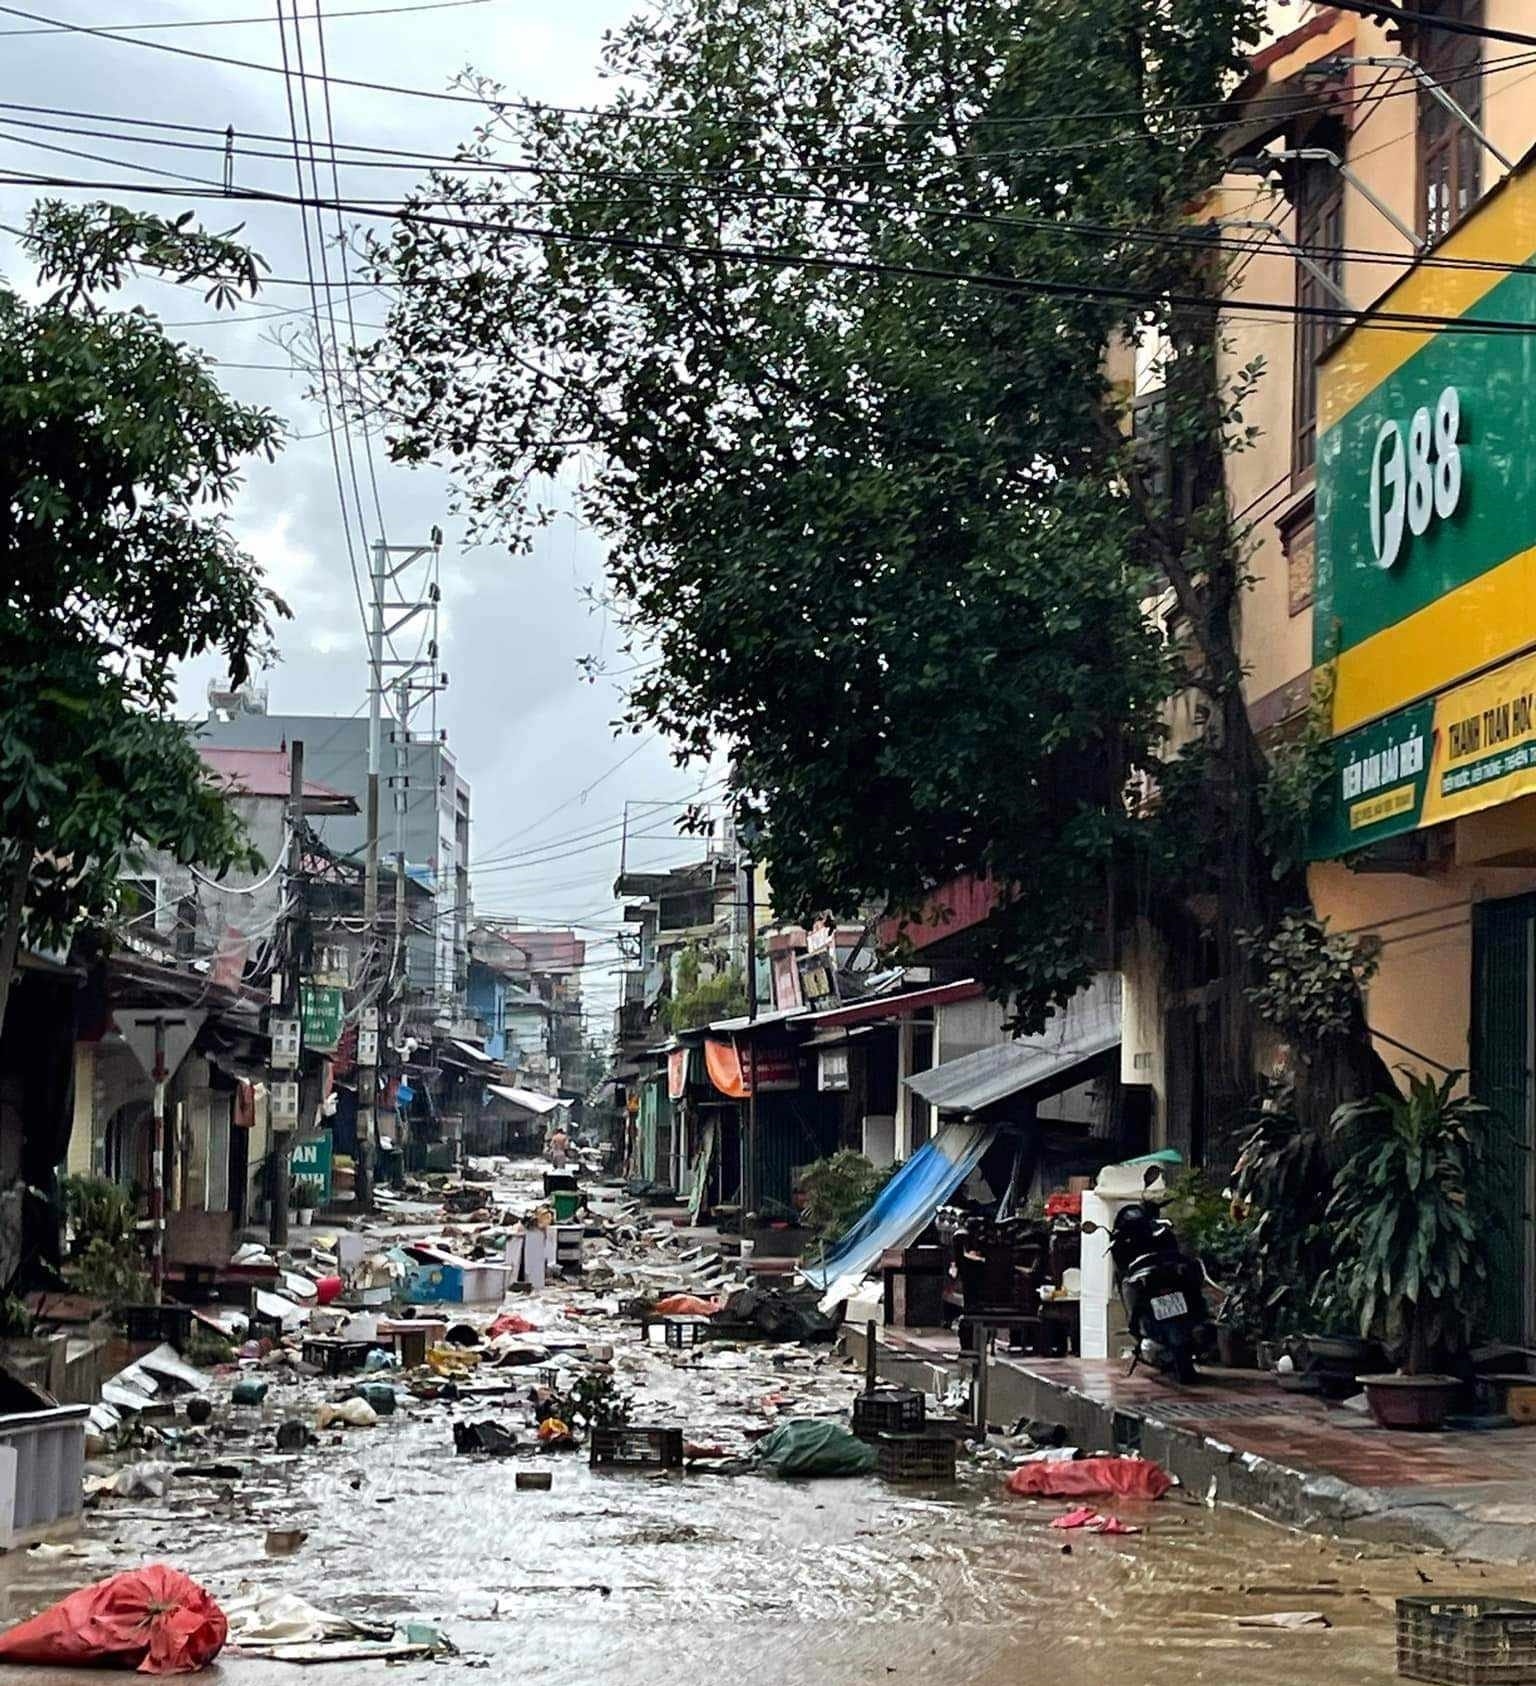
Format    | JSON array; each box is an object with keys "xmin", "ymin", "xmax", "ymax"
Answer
[{"xmin": 755, "ymin": 1418, "xmax": 876, "ymax": 1478}]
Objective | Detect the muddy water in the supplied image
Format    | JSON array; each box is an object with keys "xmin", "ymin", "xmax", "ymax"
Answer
[{"xmin": 6, "ymin": 1182, "xmax": 1536, "ymax": 1684}]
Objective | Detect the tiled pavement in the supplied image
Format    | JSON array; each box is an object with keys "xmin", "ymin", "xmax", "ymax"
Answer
[{"xmin": 869, "ymin": 1325, "xmax": 1536, "ymax": 1560}]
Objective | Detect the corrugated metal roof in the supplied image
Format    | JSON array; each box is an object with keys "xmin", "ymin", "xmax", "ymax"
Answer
[
  {"xmin": 906, "ymin": 983, "xmax": 1121, "ymax": 1113},
  {"xmin": 485, "ymin": 1084, "xmax": 566, "ymax": 1116}
]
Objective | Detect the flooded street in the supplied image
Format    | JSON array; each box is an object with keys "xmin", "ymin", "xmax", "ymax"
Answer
[{"xmin": 6, "ymin": 1165, "xmax": 1536, "ymax": 1685}]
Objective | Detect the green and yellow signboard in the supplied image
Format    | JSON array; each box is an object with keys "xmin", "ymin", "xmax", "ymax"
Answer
[{"xmin": 1309, "ymin": 157, "xmax": 1536, "ymax": 859}]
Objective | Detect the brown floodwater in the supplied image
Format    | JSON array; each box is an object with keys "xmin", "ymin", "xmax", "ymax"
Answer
[{"xmin": 5, "ymin": 1177, "xmax": 1535, "ymax": 1685}]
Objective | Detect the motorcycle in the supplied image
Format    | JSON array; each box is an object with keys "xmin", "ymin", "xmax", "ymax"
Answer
[{"xmin": 1083, "ymin": 1179, "xmax": 1210, "ymax": 1383}]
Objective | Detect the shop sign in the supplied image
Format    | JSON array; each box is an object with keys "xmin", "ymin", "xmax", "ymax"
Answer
[
  {"xmin": 797, "ymin": 950, "xmax": 839, "ymax": 1007},
  {"xmin": 1316, "ymin": 160, "xmax": 1536, "ymax": 737},
  {"xmin": 1310, "ymin": 648, "xmax": 1536, "ymax": 858},
  {"xmin": 300, "ymin": 984, "xmax": 344, "ymax": 1053},
  {"xmin": 741, "ymin": 1041, "xmax": 800, "ymax": 1092},
  {"xmin": 289, "ymin": 1132, "xmax": 333, "ymax": 1203}
]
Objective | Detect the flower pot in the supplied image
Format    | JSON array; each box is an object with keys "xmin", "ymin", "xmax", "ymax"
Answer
[
  {"xmin": 1357, "ymin": 1373, "xmax": 1461, "ymax": 1430},
  {"xmin": 1302, "ymin": 1334, "xmax": 1376, "ymax": 1367},
  {"xmin": 296, "ymin": 1208, "xmax": 314, "ymax": 1228}
]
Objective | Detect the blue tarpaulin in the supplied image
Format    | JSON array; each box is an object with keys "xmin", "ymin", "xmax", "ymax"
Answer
[{"xmin": 799, "ymin": 1122, "xmax": 996, "ymax": 1293}]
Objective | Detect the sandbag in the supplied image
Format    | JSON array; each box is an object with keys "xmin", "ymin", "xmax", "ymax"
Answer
[
  {"xmin": 486, "ymin": 1311, "xmax": 538, "ymax": 1338},
  {"xmin": 653, "ymin": 1294, "xmax": 721, "ymax": 1316},
  {"xmin": 755, "ymin": 1418, "xmax": 876, "ymax": 1478},
  {"xmin": 1003, "ymin": 1455, "xmax": 1171, "ymax": 1501},
  {"xmin": 0, "ymin": 1565, "xmax": 227, "ymax": 1675}
]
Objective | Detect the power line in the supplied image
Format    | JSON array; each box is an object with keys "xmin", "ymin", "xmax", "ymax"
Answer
[
  {"xmin": 1, "ymin": 0, "xmax": 1521, "ymax": 137},
  {"xmin": 0, "ymin": 0, "xmax": 497, "ymax": 34},
  {"xmin": 273, "ymin": 0, "xmax": 370, "ymax": 642},
  {"xmin": 1326, "ymin": 0, "xmax": 1536, "ymax": 52},
  {"xmin": 7, "ymin": 168, "xmax": 1536, "ymax": 339}
]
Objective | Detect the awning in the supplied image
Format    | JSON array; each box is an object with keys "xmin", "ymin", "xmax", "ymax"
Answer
[
  {"xmin": 906, "ymin": 983, "xmax": 1120, "ymax": 1114},
  {"xmin": 448, "ymin": 1039, "xmax": 498, "ymax": 1066},
  {"xmin": 799, "ymin": 1122, "xmax": 995, "ymax": 1293},
  {"xmin": 803, "ymin": 978, "xmax": 983, "ymax": 1029},
  {"xmin": 485, "ymin": 1084, "xmax": 565, "ymax": 1116}
]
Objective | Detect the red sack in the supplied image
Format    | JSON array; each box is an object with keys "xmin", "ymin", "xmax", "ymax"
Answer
[
  {"xmin": 653, "ymin": 1294, "xmax": 721, "ymax": 1316},
  {"xmin": 486, "ymin": 1311, "xmax": 537, "ymax": 1338},
  {"xmin": 0, "ymin": 1565, "xmax": 227, "ymax": 1675},
  {"xmin": 315, "ymin": 1275, "xmax": 343, "ymax": 1306},
  {"xmin": 1004, "ymin": 1456, "xmax": 1172, "ymax": 1502}
]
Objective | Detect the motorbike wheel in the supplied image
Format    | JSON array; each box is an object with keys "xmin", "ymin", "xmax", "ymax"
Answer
[{"xmin": 1160, "ymin": 1321, "xmax": 1198, "ymax": 1385}]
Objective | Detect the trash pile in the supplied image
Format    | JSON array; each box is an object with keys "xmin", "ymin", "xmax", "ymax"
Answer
[{"xmin": 0, "ymin": 1155, "xmax": 1020, "ymax": 1671}]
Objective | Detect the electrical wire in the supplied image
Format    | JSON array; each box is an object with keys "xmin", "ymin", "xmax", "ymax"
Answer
[
  {"xmin": 0, "ymin": 0, "xmax": 1518, "ymax": 135},
  {"xmin": 187, "ymin": 829, "xmax": 293, "ymax": 894},
  {"xmin": 272, "ymin": 1, "xmax": 370, "ymax": 640},
  {"xmin": 7, "ymin": 166, "xmax": 1536, "ymax": 337},
  {"xmin": 313, "ymin": 0, "xmax": 389, "ymax": 547},
  {"xmin": 0, "ymin": 0, "xmax": 498, "ymax": 33}
]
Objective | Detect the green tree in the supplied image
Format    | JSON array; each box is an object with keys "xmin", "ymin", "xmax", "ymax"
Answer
[
  {"xmin": 0, "ymin": 202, "xmax": 287, "ymax": 1030},
  {"xmin": 367, "ymin": 0, "xmax": 1381, "ymax": 1118}
]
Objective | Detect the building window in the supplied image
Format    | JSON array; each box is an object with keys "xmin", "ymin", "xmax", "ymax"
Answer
[
  {"xmin": 1293, "ymin": 161, "xmax": 1344, "ymax": 478},
  {"xmin": 1283, "ymin": 514, "xmax": 1316, "ymax": 617},
  {"xmin": 1417, "ymin": 0, "xmax": 1485, "ymax": 243}
]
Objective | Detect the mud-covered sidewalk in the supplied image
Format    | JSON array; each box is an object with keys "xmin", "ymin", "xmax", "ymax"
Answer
[{"xmin": 868, "ymin": 1324, "xmax": 1536, "ymax": 1563}]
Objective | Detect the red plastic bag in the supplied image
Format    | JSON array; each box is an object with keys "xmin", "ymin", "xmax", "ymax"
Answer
[
  {"xmin": 315, "ymin": 1275, "xmax": 343, "ymax": 1306},
  {"xmin": 653, "ymin": 1294, "xmax": 721, "ymax": 1316},
  {"xmin": 0, "ymin": 1565, "xmax": 227, "ymax": 1674},
  {"xmin": 486, "ymin": 1311, "xmax": 537, "ymax": 1338},
  {"xmin": 1004, "ymin": 1456, "xmax": 1172, "ymax": 1502}
]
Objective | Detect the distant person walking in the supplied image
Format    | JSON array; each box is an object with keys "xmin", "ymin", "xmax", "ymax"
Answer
[{"xmin": 546, "ymin": 1123, "xmax": 570, "ymax": 1169}]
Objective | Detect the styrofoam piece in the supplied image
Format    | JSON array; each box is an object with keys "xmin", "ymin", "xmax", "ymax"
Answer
[
  {"xmin": 282, "ymin": 1272, "xmax": 319, "ymax": 1302},
  {"xmin": 136, "ymin": 1345, "xmax": 207, "ymax": 1392},
  {"xmin": 255, "ymin": 1290, "xmax": 309, "ymax": 1331}
]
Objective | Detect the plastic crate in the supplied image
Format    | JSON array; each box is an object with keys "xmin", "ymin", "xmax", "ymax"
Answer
[
  {"xmin": 301, "ymin": 1338, "xmax": 374, "ymax": 1377},
  {"xmin": 852, "ymin": 1387, "xmax": 925, "ymax": 1441},
  {"xmin": 119, "ymin": 1304, "xmax": 193, "ymax": 1348},
  {"xmin": 874, "ymin": 1432, "xmax": 956, "ymax": 1483},
  {"xmin": 663, "ymin": 1317, "xmax": 711, "ymax": 1349},
  {"xmin": 1397, "ymin": 1597, "xmax": 1536, "ymax": 1685},
  {"xmin": 589, "ymin": 1425, "xmax": 685, "ymax": 1469}
]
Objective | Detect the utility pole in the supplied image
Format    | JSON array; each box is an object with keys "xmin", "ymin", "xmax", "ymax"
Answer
[
  {"xmin": 270, "ymin": 737, "xmax": 305, "ymax": 1249},
  {"xmin": 743, "ymin": 849, "xmax": 757, "ymax": 1218},
  {"xmin": 358, "ymin": 536, "xmax": 441, "ymax": 1207}
]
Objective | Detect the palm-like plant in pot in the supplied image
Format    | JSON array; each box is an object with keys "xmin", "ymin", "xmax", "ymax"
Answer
[{"xmin": 1327, "ymin": 1071, "xmax": 1490, "ymax": 1430}]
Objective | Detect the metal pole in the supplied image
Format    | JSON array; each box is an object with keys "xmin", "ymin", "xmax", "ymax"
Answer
[
  {"xmin": 744, "ymin": 859, "xmax": 757, "ymax": 1023},
  {"xmin": 364, "ymin": 539, "xmax": 384, "ymax": 924},
  {"xmin": 150, "ymin": 1021, "xmax": 166, "ymax": 1302},
  {"xmin": 270, "ymin": 738, "xmax": 304, "ymax": 1249}
]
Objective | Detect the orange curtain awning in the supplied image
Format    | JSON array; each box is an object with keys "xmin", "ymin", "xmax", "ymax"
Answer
[{"xmin": 704, "ymin": 1037, "xmax": 750, "ymax": 1099}]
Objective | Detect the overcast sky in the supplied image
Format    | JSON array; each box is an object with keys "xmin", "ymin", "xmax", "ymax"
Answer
[{"xmin": 0, "ymin": 0, "xmax": 727, "ymax": 1026}]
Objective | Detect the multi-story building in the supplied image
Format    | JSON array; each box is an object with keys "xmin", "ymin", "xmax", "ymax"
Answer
[
  {"xmin": 1120, "ymin": 1, "xmax": 1536, "ymax": 1338},
  {"xmin": 196, "ymin": 693, "xmax": 471, "ymax": 1011}
]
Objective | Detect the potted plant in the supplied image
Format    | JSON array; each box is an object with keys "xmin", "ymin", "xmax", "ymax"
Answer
[
  {"xmin": 291, "ymin": 1179, "xmax": 318, "ymax": 1227},
  {"xmin": 1328, "ymin": 1071, "xmax": 1490, "ymax": 1430}
]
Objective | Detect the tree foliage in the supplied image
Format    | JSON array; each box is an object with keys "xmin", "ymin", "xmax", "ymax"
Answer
[
  {"xmin": 366, "ymin": 0, "xmax": 1271, "ymax": 1030},
  {"xmin": 0, "ymin": 202, "xmax": 287, "ymax": 1000}
]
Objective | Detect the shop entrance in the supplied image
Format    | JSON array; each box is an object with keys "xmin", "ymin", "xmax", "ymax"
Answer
[{"xmin": 1473, "ymin": 892, "xmax": 1536, "ymax": 1343}]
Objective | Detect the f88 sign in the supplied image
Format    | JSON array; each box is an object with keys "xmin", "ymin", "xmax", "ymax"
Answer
[{"xmin": 1369, "ymin": 385, "xmax": 1463, "ymax": 571}]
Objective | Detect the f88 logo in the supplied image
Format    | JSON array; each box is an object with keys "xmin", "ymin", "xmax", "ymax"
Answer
[{"xmin": 1369, "ymin": 386, "xmax": 1462, "ymax": 571}]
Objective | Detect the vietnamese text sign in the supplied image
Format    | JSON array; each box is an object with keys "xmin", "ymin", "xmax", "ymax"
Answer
[
  {"xmin": 289, "ymin": 1133, "xmax": 333, "ymax": 1203},
  {"xmin": 1311, "ymin": 648, "xmax": 1536, "ymax": 858},
  {"xmin": 300, "ymin": 984, "xmax": 344, "ymax": 1053}
]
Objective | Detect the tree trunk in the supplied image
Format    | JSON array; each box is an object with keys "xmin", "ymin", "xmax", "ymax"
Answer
[{"xmin": 0, "ymin": 852, "xmax": 29, "ymax": 1046}]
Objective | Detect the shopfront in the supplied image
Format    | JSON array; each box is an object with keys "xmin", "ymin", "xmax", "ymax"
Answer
[{"xmin": 1309, "ymin": 151, "xmax": 1536, "ymax": 1339}]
